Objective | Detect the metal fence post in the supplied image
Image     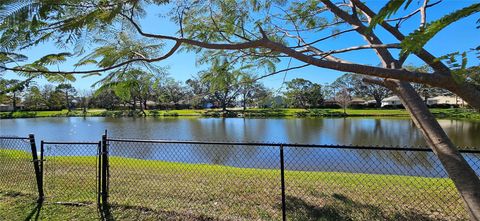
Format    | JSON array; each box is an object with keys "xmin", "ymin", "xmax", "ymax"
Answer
[
  {"xmin": 279, "ymin": 144, "xmax": 286, "ymax": 221},
  {"xmin": 101, "ymin": 134, "xmax": 109, "ymax": 205},
  {"xmin": 97, "ymin": 141, "xmax": 102, "ymax": 205},
  {"xmin": 40, "ymin": 140, "xmax": 44, "ymax": 198},
  {"xmin": 29, "ymin": 134, "xmax": 44, "ymax": 202}
]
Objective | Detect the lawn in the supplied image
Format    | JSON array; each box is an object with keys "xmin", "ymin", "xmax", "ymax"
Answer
[{"xmin": 0, "ymin": 149, "xmax": 469, "ymax": 220}]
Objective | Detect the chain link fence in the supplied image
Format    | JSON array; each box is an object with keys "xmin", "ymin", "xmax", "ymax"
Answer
[
  {"xmin": 0, "ymin": 136, "xmax": 37, "ymax": 197},
  {"xmin": 42, "ymin": 141, "xmax": 100, "ymax": 204},
  {"xmin": 105, "ymin": 139, "xmax": 480, "ymax": 220},
  {"xmin": 1, "ymin": 135, "xmax": 479, "ymax": 220},
  {"xmin": 107, "ymin": 139, "xmax": 282, "ymax": 220},
  {"xmin": 283, "ymin": 145, "xmax": 480, "ymax": 220}
]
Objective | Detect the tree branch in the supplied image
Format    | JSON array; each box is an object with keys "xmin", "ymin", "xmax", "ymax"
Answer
[
  {"xmin": 321, "ymin": 0, "xmax": 398, "ymax": 68},
  {"xmin": 350, "ymin": 0, "xmax": 451, "ymax": 74},
  {"xmin": 320, "ymin": 43, "xmax": 401, "ymax": 55},
  {"xmin": 3, "ymin": 41, "xmax": 182, "ymax": 75},
  {"xmin": 289, "ymin": 29, "xmax": 357, "ymax": 49},
  {"xmin": 253, "ymin": 64, "xmax": 311, "ymax": 81}
]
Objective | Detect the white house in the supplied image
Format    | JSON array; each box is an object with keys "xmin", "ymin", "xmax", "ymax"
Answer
[
  {"xmin": 0, "ymin": 103, "xmax": 25, "ymax": 111},
  {"xmin": 0, "ymin": 104, "xmax": 10, "ymax": 111},
  {"xmin": 427, "ymin": 96, "xmax": 467, "ymax": 107},
  {"xmin": 381, "ymin": 96, "xmax": 402, "ymax": 107}
]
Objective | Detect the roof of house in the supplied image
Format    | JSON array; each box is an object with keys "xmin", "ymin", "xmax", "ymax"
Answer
[
  {"xmin": 427, "ymin": 96, "xmax": 457, "ymax": 101},
  {"xmin": 382, "ymin": 96, "xmax": 401, "ymax": 102},
  {"xmin": 351, "ymin": 98, "xmax": 366, "ymax": 102}
]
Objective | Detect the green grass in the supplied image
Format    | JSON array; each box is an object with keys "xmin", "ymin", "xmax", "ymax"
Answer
[
  {"xmin": 1, "ymin": 108, "xmax": 479, "ymax": 120},
  {"xmin": 0, "ymin": 149, "xmax": 469, "ymax": 220}
]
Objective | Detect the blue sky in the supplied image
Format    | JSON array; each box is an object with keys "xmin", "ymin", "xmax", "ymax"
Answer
[{"xmin": 4, "ymin": 1, "xmax": 479, "ymax": 92}]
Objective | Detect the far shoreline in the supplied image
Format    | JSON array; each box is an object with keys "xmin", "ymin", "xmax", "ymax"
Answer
[{"xmin": 1, "ymin": 108, "xmax": 479, "ymax": 121}]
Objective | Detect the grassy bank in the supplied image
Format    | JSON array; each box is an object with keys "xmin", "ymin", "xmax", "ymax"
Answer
[
  {"xmin": 1, "ymin": 108, "xmax": 479, "ymax": 120},
  {"xmin": 0, "ymin": 149, "xmax": 468, "ymax": 220}
]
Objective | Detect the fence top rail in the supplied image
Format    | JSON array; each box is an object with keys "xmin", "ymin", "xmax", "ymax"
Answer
[
  {"xmin": 42, "ymin": 141, "xmax": 101, "ymax": 145},
  {"xmin": 106, "ymin": 138, "xmax": 480, "ymax": 153},
  {"xmin": 0, "ymin": 136, "xmax": 29, "ymax": 140},
  {"xmin": 107, "ymin": 138, "xmax": 279, "ymax": 147}
]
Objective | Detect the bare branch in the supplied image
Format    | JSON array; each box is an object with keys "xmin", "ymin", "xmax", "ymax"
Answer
[
  {"xmin": 350, "ymin": 0, "xmax": 451, "ymax": 74},
  {"xmin": 381, "ymin": 0, "xmax": 441, "ymax": 28},
  {"xmin": 321, "ymin": 0, "xmax": 398, "ymax": 68},
  {"xmin": 362, "ymin": 77, "xmax": 387, "ymax": 87},
  {"xmin": 290, "ymin": 29, "xmax": 357, "ymax": 49},
  {"xmin": 420, "ymin": 0, "xmax": 429, "ymax": 28},
  {"xmin": 273, "ymin": 25, "xmax": 351, "ymax": 63},
  {"xmin": 253, "ymin": 64, "xmax": 311, "ymax": 81},
  {"xmin": 319, "ymin": 43, "xmax": 401, "ymax": 55}
]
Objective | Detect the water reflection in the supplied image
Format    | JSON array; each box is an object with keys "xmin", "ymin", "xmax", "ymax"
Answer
[{"xmin": 1, "ymin": 117, "xmax": 479, "ymax": 177}]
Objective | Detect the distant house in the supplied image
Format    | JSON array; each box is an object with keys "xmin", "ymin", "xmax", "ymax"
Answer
[
  {"xmin": 427, "ymin": 96, "xmax": 467, "ymax": 107},
  {"xmin": 365, "ymin": 100, "xmax": 378, "ymax": 107},
  {"xmin": 351, "ymin": 98, "xmax": 366, "ymax": 104},
  {"xmin": 0, "ymin": 104, "xmax": 10, "ymax": 111},
  {"xmin": 322, "ymin": 99, "xmax": 340, "ymax": 108},
  {"xmin": 0, "ymin": 103, "xmax": 25, "ymax": 112},
  {"xmin": 145, "ymin": 100, "xmax": 158, "ymax": 108},
  {"xmin": 381, "ymin": 96, "xmax": 402, "ymax": 107},
  {"xmin": 350, "ymin": 98, "xmax": 367, "ymax": 108}
]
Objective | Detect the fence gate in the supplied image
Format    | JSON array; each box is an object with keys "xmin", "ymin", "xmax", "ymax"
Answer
[{"xmin": 41, "ymin": 141, "xmax": 101, "ymax": 205}]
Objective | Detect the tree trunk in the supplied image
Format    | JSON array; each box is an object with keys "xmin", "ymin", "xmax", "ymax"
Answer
[
  {"xmin": 132, "ymin": 97, "xmax": 137, "ymax": 111},
  {"xmin": 139, "ymin": 98, "xmax": 146, "ymax": 117},
  {"xmin": 12, "ymin": 92, "xmax": 17, "ymax": 111},
  {"xmin": 385, "ymin": 80, "xmax": 480, "ymax": 220},
  {"xmin": 243, "ymin": 93, "xmax": 247, "ymax": 111},
  {"xmin": 222, "ymin": 91, "xmax": 228, "ymax": 112},
  {"xmin": 222, "ymin": 102, "xmax": 227, "ymax": 112},
  {"xmin": 375, "ymin": 98, "xmax": 382, "ymax": 108},
  {"xmin": 65, "ymin": 91, "xmax": 70, "ymax": 112},
  {"xmin": 446, "ymin": 81, "xmax": 480, "ymax": 111}
]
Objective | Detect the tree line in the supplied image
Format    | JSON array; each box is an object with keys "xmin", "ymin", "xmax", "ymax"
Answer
[{"xmin": 1, "ymin": 71, "xmax": 453, "ymax": 113}]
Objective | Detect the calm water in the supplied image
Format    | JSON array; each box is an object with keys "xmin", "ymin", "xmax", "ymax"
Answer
[
  {"xmin": 1, "ymin": 117, "xmax": 480, "ymax": 146},
  {"xmin": 1, "ymin": 117, "xmax": 479, "ymax": 177}
]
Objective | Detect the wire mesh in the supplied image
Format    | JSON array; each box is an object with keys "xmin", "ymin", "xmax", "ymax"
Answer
[
  {"xmin": 107, "ymin": 139, "xmax": 282, "ymax": 220},
  {"xmin": 283, "ymin": 145, "xmax": 480, "ymax": 221},
  {"xmin": 2, "ymin": 134, "xmax": 480, "ymax": 220},
  {"xmin": 42, "ymin": 142, "xmax": 100, "ymax": 204},
  {"xmin": 0, "ymin": 137, "xmax": 36, "ymax": 196}
]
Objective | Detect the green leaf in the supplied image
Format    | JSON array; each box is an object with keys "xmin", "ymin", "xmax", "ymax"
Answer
[
  {"xmin": 401, "ymin": 3, "xmax": 480, "ymax": 54},
  {"xmin": 368, "ymin": 0, "xmax": 413, "ymax": 31},
  {"xmin": 34, "ymin": 52, "xmax": 72, "ymax": 65}
]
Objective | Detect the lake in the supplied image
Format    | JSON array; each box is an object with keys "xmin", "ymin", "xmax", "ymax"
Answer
[
  {"xmin": 1, "ymin": 117, "xmax": 479, "ymax": 177},
  {"xmin": 1, "ymin": 117, "xmax": 479, "ymax": 146}
]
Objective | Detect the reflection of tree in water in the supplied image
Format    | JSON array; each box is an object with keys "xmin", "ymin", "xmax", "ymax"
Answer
[
  {"xmin": 285, "ymin": 119, "xmax": 325, "ymax": 144},
  {"xmin": 241, "ymin": 118, "xmax": 268, "ymax": 142},
  {"xmin": 441, "ymin": 120, "xmax": 480, "ymax": 148},
  {"xmin": 110, "ymin": 142, "xmax": 155, "ymax": 160},
  {"xmin": 186, "ymin": 119, "xmax": 268, "ymax": 167},
  {"xmin": 353, "ymin": 149, "xmax": 434, "ymax": 171},
  {"xmin": 335, "ymin": 119, "xmax": 434, "ymax": 171},
  {"xmin": 184, "ymin": 120, "xmax": 234, "ymax": 165},
  {"xmin": 347, "ymin": 119, "xmax": 424, "ymax": 147}
]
